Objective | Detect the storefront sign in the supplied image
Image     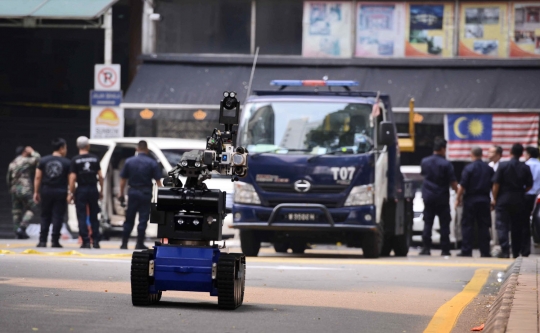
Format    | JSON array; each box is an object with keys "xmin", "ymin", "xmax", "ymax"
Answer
[
  {"xmin": 302, "ymin": 1, "xmax": 352, "ymax": 57},
  {"xmin": 356, "ymin": 3, "xmax": 406, "ymax": 57},
  {"xmin": 459, "ymin": 3, "xmax": 509, "ymax": 57},
  {"xmin": 405, "ymin": 3, "xmax": 455, "ymax": 57},
  {"xmin": 90, "ymin": 106, "xmax": 124, "ymax": 139},
  {"xmin": 510, "ymin": 3, "xmax": 540, "ymax": 57}
]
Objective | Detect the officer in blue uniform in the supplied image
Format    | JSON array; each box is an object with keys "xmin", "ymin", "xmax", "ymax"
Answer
[
  {"xmin": 118, "ymin": 141, "xmax": 162, "ymax": 250},
  {"xmin": 492, "ymin": 143, "xmax": 533, "ymax": 258},
  {"xmin": 455, "ymin": 146, "xmax": 493, "ymax": 257},
  {"xmin": 420, "ymin": 138, "xmax": 458, "ymax": 256}
]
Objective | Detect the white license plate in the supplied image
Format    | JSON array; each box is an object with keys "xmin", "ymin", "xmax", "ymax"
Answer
[{"xmin": 287, "ymin": 213, "xmax": 316, "ymax": 221}]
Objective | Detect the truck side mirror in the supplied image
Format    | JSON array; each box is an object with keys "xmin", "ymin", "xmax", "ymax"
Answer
[{"xmin": 378, "ymin": 121, "xmax": 396, "ymax": 146}]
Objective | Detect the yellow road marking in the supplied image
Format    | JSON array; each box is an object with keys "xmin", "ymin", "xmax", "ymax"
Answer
[
  {"xmin": 0, "ymin": 249, "xmax": 510, "ymax": 269},
  {"xmin": 423, "ymin": 268, "xmax": 491, "ymax": 333}
]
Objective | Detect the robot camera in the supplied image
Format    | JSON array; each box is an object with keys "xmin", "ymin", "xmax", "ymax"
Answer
[{"xmin": 219, "ymin": 91, "xmax": 240, "ymax": 126}]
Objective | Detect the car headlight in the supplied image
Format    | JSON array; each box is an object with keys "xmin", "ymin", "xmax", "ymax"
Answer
[
  {"xmin": 344, "ymin": 184, "xmax": 374, "ymax": 206},
  {"xmin": 234, "ymin": 181, "xmax": 261, "ymax": 205}
]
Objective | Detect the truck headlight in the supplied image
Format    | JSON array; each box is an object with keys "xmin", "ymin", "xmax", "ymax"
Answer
[
  {"xmin": 234, "ymin": 181, "xmax": 261, "ymax": 205},
  {"xmin": 344, "ymin": 184, "xmax": 374, "ymax": 206}
]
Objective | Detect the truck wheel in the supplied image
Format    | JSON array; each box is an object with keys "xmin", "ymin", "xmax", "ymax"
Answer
[
  {"xmin": 131, "ymin": 250, "xmax": 160, "ymax": 306},
  {"xmin": 393, "ymin": 222, "xmax": 412, "ymax": 257},
  {"xmin": 273, "ymin": 242, "xmax": 289, "ymax": 253},
  {"xmin": 217, "ymin": 253, "xmax": 245, "ymax": 309},
  {"xmin": 240, "ymin": 230, "xmax": 261, "ymax": 256},
  {"xmin": 362, "ymin": 227, "xmax": 383, "ymax": 259},
  {"xmin": 291, "ymin": 243, "xmax": 305, "ymax": 254},
  {"xmin": 380, "ymin": 235, "xmax": 393, "ymax": 257}
]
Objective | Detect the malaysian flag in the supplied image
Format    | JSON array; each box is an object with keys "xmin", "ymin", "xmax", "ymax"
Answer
[{"xmin": 446, "ymin": 113, "xmax": 539, "ymax": 161}]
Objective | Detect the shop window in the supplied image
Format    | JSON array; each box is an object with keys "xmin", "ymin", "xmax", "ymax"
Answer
[
  {"xmin": 256, "ymin": 0, "xmax": 303, "ymax": 55},
  {"xmin": 156, "ymin": 0, "xmax": 251, "ymax": 54}
]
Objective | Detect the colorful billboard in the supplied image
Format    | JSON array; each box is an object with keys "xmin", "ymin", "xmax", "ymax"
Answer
[
  {"xmin": 459, "ymin": 3, "xmax": 509, "ymax": 57},
  {"xmin": 405, "ymin": 3, "xmax": 455, "ymax": 57},
  {"xmin": 356, "ymin": 3, "xmax": 406, "ymax": 57},
  {"xmin": 302, "ymin": 1, "xmax": 353, "ymax": 57},
  {"xmin": 510, "ymin": 3, "xmax": 540, "ymax": 57}
]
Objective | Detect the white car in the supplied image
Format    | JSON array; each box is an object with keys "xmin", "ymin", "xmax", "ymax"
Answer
[
  {"xmin": 401, "ymin": 166, "xmax": 461, "ymax": 247},
  {"xmin": 67, "ymin": 137, "xmax": 234, "ymax": 238}
]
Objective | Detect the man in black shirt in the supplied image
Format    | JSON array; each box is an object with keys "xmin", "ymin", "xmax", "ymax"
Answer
[
  {"xmin": 34, "ymin": 138, "xmax": 71, "ymax": 248},
  {"xmin": 492, "ymin": 143, "xmax": 533, "ymax": 258},
  {"xmin": 455, "ymin": 147, "xmax": 493, "ymax": 257},
  {"xmin": 68, "ymin": 136, "xmax": 104, "ymax": 249},
  {"xmin": 420, "ymin": 138, "xmax": 458, "ymax": 256}
]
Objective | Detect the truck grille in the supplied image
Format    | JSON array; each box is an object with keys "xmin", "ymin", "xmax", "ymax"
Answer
[
  {"xmin": 266, "ymin": 200, "xmax": 340, "ymax": 209},
  {"xmin": 258, "ymin": 183, "xmax": 347, "ymax": 194}
]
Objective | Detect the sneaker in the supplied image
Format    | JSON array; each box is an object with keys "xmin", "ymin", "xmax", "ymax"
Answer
[
  {"xmin": 51, "ymin": 241, "xmax": 63, "ymax": 248},
  {"xmin": 456, "ymin": 252, "xmax": 472, "ymax": 257},
  {"xmin": 16, "ymin": 227, "xmax": 29, "ymax": 239},
  {"xmin": 419, "ymin": 248, "xmax": 431, "ymax": 256},
  {"xmin": 36, "ymin": 242, "xmax": 47, "ymax": 247},
  {"xmin": 80, "ymin": 243, "xmax": 91, "ymax": 249},
  {"xmin": 135, "ymin": 242, "xmax": 148, "ymax": 250},
  {"xmin": 497, "ymin": 252, "xmax": 510, "ymax": 258},
  {"xmin": 93, "ymin": 242, "xmax": 100, "ymax": 249},
  {"xmin": 441, "ymin": 251, "xmax": 452, "ymax": 256}
]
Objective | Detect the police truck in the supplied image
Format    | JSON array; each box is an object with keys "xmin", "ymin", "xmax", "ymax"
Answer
[{"xmin": 232, "ymin": 80, "xmax": 415, "ymax": 258}]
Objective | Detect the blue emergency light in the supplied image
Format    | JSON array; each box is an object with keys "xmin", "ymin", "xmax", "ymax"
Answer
[{"xmin": 270, "ymin": 80, "xmax": 359, "ymax": 87}]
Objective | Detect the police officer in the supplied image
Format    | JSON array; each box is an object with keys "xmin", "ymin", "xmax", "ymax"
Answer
[
  {"xmin": 455, "ymin": 146, "xmax": 493, "ymax": 257},
  {"xmin": 420, "ymin": 137, "xmax": 458, "ymax": 256},
  {"xmin": 492, "ymin": 143, "xmax": 533, "ymax": 258},
  {"xmin": 118, "ymin": 140, "xmax": 162, "ymax": 250},
  {"xmin": 34, "ymin": 138, "xmax": 71, "ymax": 248},
  {"xmin": 7, "ymin": 146, "xmax": 40, "ymax": 239},
  {"xmin": 522, "ymin": 146, "xmax": 540, "ymax": 256},
  {"xmin": 68, "ymin": 136, "xmax": 103, "ymax": 249}
]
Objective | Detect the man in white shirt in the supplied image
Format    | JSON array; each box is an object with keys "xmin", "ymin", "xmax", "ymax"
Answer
[
  {"xmin": 488, "ymin": 145, "xmax": 503, "ymax": 253},
  {"xmin": 488, "ymin": 145, "xmax": 503, "ymax": 171},
  {"xmin": 523, "ymin": 146, "xmax": 540, "ymax": 256}
]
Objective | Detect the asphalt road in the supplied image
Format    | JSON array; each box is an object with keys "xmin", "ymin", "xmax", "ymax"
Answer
[{"xmin": 0, "ymin": 240, "xmax": 512, "ymax": 333}]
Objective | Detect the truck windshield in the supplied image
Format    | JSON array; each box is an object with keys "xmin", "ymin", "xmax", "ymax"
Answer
[{"xmin": 238, "ymin": 101, "xmax": 374, "ymax": 154}]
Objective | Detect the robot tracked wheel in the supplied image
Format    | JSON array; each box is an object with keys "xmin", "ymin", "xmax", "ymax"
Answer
[{"xmin": 131, "ymin": 91, "xmax": 247, "ymax": 310}]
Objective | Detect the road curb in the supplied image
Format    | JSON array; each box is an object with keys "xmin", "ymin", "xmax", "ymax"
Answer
[
  {"xmin": 483, "ymin": 259, "xmax": 520, "ymax": 333},
  {"xmin": 484, "ymin": 257, "xmax": 539, "ymax": 333}
]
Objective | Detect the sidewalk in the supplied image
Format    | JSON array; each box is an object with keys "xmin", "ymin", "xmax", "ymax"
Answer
[{"xmin": 484, "ymin": 257, "xmax": 539, "ymax": 333}]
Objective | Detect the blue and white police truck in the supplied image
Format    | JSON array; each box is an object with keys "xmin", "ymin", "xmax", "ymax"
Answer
[{"xmin": 231, "ymin": 80, "xmax": 416, "ymax": 258}]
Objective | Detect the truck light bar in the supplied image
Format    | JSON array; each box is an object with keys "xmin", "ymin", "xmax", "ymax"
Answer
[{"xmin": 270, "ymin": 80, "xmax": 359, "ymax": 87}]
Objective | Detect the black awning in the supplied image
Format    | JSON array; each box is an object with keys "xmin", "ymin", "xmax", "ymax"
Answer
[{"xmin": 125, "ymin": 62, "xmax": 540, "ymax": 109}]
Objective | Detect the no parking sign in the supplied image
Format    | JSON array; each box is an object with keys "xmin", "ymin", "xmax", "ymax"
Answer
[{"xmin": 94, "ymin": 64, "xmax": 121, "ymax": 91}]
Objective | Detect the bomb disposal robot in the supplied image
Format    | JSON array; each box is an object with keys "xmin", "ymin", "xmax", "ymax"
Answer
[{"xmin": 130, "ymin": 92, "xmax": 248, "ymax": 309}]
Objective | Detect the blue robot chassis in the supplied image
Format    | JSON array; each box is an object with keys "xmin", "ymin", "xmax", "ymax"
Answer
[{"xmin": 130, "ymin": 92, "xmax": 247, "ymax": 309}]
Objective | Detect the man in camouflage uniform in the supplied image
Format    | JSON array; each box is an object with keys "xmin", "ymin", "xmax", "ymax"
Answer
[{"xmin": 6, "ymin": 146, "xmax": 40, "ymax": 238}]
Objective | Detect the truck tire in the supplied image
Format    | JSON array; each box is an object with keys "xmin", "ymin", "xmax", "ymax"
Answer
[
  {"xmin": 273, "ymin": 242, "xmax": 289, "ymax": 253},
  {"xmin": 240, "ymin": 230, "xmax": 261, "ymax": 257},
  {"xmin": 392, "ymin": 223, "xmax": 412, "ymax": 257},
  {"xmin": 290, "ymin": 243, "xmax": 305, "ymax": 254},
  {"xmin": 362, "ymin": 227, "xmax": 383, "ymax": 259}
]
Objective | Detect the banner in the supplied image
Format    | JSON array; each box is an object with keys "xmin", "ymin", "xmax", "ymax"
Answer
[
  {"xmin": 356, "ymin": 3, "xmax": 405, "ymax": 57},
  {"xmin": 510, "ymin": 3, "xmax": 540, "ymax": 57},
  {"xmin": 302, "ymin": 1, "xmax": 352, "ymax": 57},
  {"xmin": 90, "ymin": 106, "xmax": 124, "ymax": 139},
  {"xmin": 445, "ymin": 114, "xmax": 539, "ymax": 161},
  {"xmin": 405, "ymin": 3, "xmax": 454, "ymax": 57},
  {"xmin": 459, "ymin": 3, "xmax": 509, "ymax": 57}
]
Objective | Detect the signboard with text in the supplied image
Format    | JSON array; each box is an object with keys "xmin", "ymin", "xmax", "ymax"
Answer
[{"xmin": 90, "ymin": 106, "xmax": 124, "ymax": 139}]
